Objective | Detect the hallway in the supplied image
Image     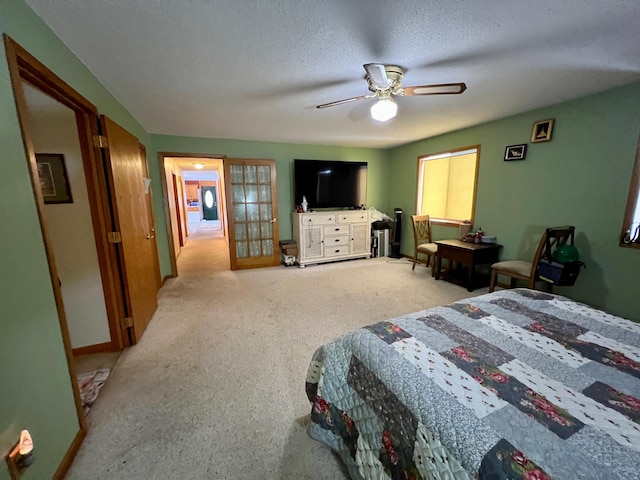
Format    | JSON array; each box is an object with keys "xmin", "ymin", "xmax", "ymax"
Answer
[{"xmin": 178, "ymin": 221, "xmax": 230, "ymax": 275}]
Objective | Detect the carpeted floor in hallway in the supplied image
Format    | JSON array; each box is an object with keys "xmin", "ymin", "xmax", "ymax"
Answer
[
  {"xmin": 178, "ymin": 222, "xmax": 230, "ymax": 275},
  {"xmin": 65, "ymin": 228, "xmax": 483, "ymax": 479}
]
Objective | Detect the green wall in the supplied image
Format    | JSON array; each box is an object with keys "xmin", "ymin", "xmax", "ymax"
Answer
[
  {"xmin": 0, "ymin": 0, "xmax": 149, "ymax": 478},
  {"xmin": 388, "ymin": 81, "xmax": 640, "ymax": 321},
  {"xmin": 148, "ymin": 135, "xmax": 390, "ymax": 276}
]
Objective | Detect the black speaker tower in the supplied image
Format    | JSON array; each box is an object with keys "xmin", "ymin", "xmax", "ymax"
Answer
[{"xmin": 390, "ymin": 208, "xmax": 402, "ymax": 258}]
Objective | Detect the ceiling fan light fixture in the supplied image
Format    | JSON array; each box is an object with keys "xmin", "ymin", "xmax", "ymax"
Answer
[{"xmin": 370, "ymin": 98, "xmax": 397, "ymax": 122}]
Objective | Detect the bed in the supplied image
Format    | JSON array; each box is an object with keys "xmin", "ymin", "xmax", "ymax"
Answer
[{"xmin": 305, "ymin": 289, "xmax": 640, "ymax": 479}]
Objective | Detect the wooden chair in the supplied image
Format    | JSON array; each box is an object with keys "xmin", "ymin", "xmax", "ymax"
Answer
[
  {"xmin": 411, "ymin": 215, "xmax": 438, "ymax": 275},
  {"xmin": 489, "ymin": 226, "xmax": 575, "ymax": 292}
]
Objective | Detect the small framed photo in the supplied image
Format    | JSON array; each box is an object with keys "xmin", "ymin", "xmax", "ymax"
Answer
[
  {"xmin": 35, "ymin": 153, "xmax": 73, "ymax": 204},
  {"xmin": 504, "ymin": 144, "xmax": 527, "ymax": 161},
  {"xmin": 531, "ymin": 118, "xmax": 554, "ymax": 143}
]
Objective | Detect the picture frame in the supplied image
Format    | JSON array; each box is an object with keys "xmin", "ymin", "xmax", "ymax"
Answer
[
  {"xmin": 504, "ymin": 144, "xmax": 527, "ymax": 161},
  {"xmin": 35, "ymin": 153, "xmax": 73, "ymax": 204},
  {"xmin": 531, "ymin": 118, "xmax": 554, "ymax": 143}
]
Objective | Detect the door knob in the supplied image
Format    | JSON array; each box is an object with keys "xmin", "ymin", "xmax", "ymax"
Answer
[{"xmin": 270, "ymin": 218, "xmax": 277, "ymax": 223}]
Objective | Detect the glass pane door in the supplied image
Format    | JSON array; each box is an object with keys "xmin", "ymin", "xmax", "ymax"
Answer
[{"xmin": 224, "ymin": 159, "xmax": 280, "ymax": 270}]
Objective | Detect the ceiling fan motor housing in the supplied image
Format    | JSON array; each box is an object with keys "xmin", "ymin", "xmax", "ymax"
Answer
[{"xmin": 367, "ymin": 65, "xmax": 405, "ymax": 93}]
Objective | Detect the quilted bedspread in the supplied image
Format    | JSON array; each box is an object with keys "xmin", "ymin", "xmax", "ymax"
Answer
[{"xmin": 305, "ymin": 289, "xmax": 640, "ymax": 480}]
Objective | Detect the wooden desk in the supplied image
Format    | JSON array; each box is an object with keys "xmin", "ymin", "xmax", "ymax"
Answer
[{"xmin": 435, "ymin": 239, "xmax": 502, "ymax": 291}]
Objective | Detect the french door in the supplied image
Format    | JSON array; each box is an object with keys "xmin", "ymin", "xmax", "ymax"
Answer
[{"xmin": 224, "ymin": 158, "xmax": 280, "ymax": 270}]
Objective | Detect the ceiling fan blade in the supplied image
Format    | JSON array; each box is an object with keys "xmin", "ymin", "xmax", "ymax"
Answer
[
  {"xmin": 399, "ymin": 83, "xmax": 467, "ymax": 96},
  {"xmin": 315, "ymin": 94, "xmax": 373, "ymax": 109},
  {"xmin": 363, "ymin": 63, "xmax": 389, "ymax": 88}
]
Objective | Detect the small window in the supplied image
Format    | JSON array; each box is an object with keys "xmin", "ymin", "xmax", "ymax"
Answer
[
  {"xmin": 620, "ymin": 134, "xmax": 640, "ymax": 248},
  {"xmin": 416, "ymin": 146, "xmax": 480, "ymax": 225}
]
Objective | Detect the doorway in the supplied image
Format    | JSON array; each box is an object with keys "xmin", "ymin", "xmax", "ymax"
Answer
[
  {"xmin": 159, "ymin": 154, "xmax": 230, "ymax": 276},
  {"xmin": 5, "ymin": 37, "xmax": 161, "ymax": 469},
  {"xmin": 19, "ymin": 78, "xmax": 124, "ymax": 419},
  {"xmin": 21, "ymin": 82, "xmax": 114, "ymax": 353},
  {"xmin": 160, "ymin": 154, "xmax": 282, "ymax": 273}
]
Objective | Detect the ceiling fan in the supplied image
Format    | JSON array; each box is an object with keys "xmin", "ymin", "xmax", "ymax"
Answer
[{"xmin": 315, "ymin": 63, "xmax": 467, "ymax": 122}]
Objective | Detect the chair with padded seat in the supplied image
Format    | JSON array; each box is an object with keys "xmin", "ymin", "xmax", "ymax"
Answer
[
  {"xmin": 489, "ymin": 226, "xmax": 575, "ymax": 292},
  {"xmin": 411, "ymin": 214, "xmax": 438, "ymax": 275}
]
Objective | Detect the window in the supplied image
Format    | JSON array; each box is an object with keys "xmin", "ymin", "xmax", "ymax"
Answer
[
  {"xmin": 416, "ymin": 146, "xmax": 480, "ymax": 225},
  {"xmin": 620, "ymin": 134, "xmax": 640, "ymax": 248}
]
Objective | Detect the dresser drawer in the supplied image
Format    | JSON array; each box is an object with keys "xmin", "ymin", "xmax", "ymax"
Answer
[
  {"xmin": 323, "ymin": 245, "xmax": 350, "ymax": 257},
  {"xmin": 337, "ymin": 211, "xmax": 368, "ymax": 224},
  {"xmin": 324, "ymin": 234, "xmax": 349, "ymax": 246},
  {"xmin": 300, "ymin": 213, "xmax": 336, "ymax": 225},
  {"xmin": 324, "ymin": 224, "xmax": 349, "ymax": 235}
]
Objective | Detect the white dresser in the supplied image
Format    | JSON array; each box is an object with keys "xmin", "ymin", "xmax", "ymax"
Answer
[{"xmin": 292, "ymin": 210, "xmax": 371, "ymax": 266}]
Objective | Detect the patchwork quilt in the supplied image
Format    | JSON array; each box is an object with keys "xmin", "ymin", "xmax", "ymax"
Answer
[{"xmin": 305, "ymin": 289, "xmax": 640, "ymax": 479}]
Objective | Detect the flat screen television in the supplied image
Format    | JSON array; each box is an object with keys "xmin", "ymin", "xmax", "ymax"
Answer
[{"xmin": 294, "ymin": 159, "xmax": 367, "ymax": 210}]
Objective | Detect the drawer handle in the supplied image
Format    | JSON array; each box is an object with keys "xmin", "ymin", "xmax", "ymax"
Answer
[
  {"xmin": 335, "ymin": 228, "xmax": 340, "ymax": 231},
  {"xmin": 335, "ymin": 249, "xmax": 340, "ymax": 253},
  {"xmin": 335, "ymin": 239, "xmax": 340, "ymax": 242}
]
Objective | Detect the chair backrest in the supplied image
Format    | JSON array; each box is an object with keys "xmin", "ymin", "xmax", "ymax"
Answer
[
  {"xmin": 411, "ymin": 214, "xmax": 433, "ymax": 245},
  {"xmin": 528, "ymin": 226, "xmax": 575, "ymax": 281}
]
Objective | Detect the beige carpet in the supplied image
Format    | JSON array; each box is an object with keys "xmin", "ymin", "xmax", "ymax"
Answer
[{"xmin": 65, "ymin": 229, "xmax": 486, "ymax": 479}]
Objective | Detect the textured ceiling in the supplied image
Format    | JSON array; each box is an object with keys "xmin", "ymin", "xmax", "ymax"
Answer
[{"xmin": 24, "ymin": 0, "xmax": 640, "ymax": 148}]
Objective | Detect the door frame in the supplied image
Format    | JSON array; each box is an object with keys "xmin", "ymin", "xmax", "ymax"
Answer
[
  {"xmin": 3, "ymin": 34, "xmax": 132, "ymax": 475},
  {"xmin": 157, "ymin": 152, "xmax": 228, "ymax": 277},
  {"xmin": 4, "ymin": 36, "xmax": 128, "ymax": 351}
]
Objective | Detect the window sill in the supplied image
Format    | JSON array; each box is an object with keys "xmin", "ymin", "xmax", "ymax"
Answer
[{"xmin": 430, "ymin": 218, "xmax": 472, "ymax": 228}]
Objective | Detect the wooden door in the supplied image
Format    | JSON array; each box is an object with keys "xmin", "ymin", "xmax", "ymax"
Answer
[
  {"xmin": 175, "ymin": 174, "xmax": 188, "ymax": 241},
  {"xmin": 172, "ymin": 173, "xmax": 185, "ymax": 247},
  {"xmin": 101, "ymin": 116, "xmax": 158, "ymax": 344},
  {"xmin": 224, "ymin": 158, "xmax": 280, "ymax": 270},
  {"xmin": 140, "ymin": 144, "xmax": 162, "ymax": 292}
]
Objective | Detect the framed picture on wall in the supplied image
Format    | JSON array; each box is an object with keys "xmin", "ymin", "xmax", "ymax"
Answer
[
  {"xmin": 531, "ymin": 118, "xmax": 554, "ymax": 143},
  {"xmin": 504, "ymin": 144, "xmax": 527, "ymax": 161},
  {"xmin": 35, "ymin": 153, "xmax": 73, "ymax": 204}
]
